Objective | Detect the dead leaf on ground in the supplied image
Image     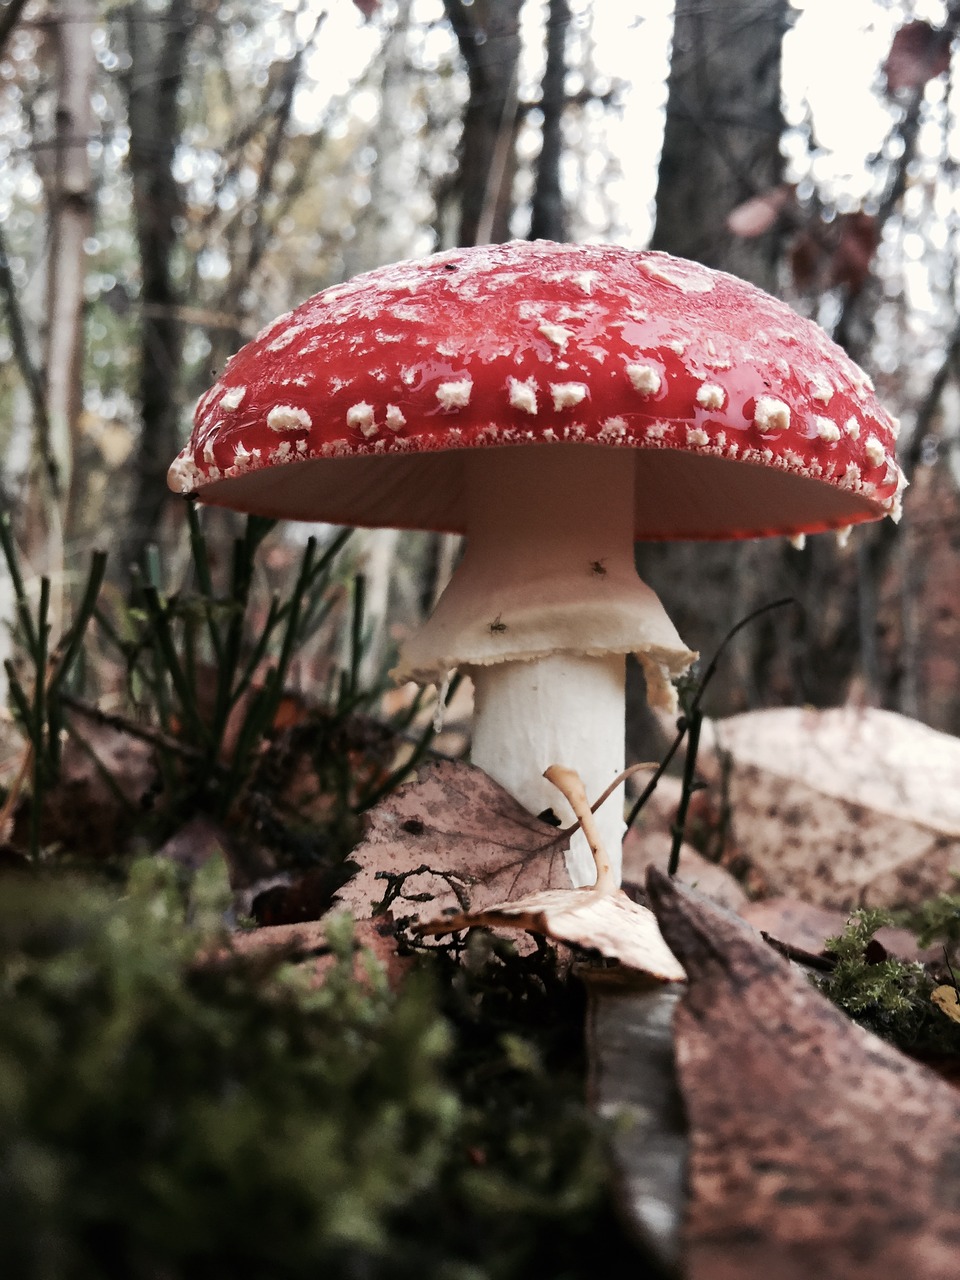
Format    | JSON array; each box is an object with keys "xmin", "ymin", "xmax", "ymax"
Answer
[
  {"xmin": 642, "ymin": 868, "xmax": 960, "ymax": 1280},
  {"xmin": 700, "ymin": 706, "xmax": 960, "ymax": 909},
  {"xmin": 418, "ymin": 887, "xmax": 686, "ymax": 981},
  {"xmin": 740, "ymin": 896, "xmax": 937, "ymax": 965},
  {"xmin": 228, "ymin": 915, "xmax": 412, "ymax": 988},
  {"xmin": 622, "ymin": 777, "xmax": 748, "ymax": 913},
  {"xmin": 12, "ymin": 721, "xmax": 156, "ymax": 860},
  {"xmin": 932, "ymin": 985, "xmax": 960, "ymax": 1025},
  {"xmin": 337, "ymin": 758, "xmax": 573, "ymax": 926}
]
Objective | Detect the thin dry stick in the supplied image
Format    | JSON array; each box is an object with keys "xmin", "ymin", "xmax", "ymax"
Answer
[{"xmin": 60, "ymin": 693, "xmax": 207, "ymax": 762}]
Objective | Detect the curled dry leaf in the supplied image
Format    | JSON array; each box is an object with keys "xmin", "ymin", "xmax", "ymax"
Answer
[
  {"xmin": 884, "ymin": 20, "xmax": 951, "ymax": 95},
  {"xmin": 644, "ymin": 868, "xmax": 960, "ymax": 1280},
  {"xmin": 336, "ymin": 758, "xmax": 573, "ymax": 926},
  {"xmin": 417, "ymin": 887, "xmax": 686, "ymax": 982}
]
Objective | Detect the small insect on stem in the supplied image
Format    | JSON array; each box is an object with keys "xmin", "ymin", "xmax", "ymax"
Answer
[
  {"xmin": 590, "ymin": 559, "xmax": 607, "ymax": 576},
  {"xmin": 489, "ymin": 613, "xmax": 507, "ymax": 633}
]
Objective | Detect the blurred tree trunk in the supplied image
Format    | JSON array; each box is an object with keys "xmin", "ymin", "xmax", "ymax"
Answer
[
  {"xmin": 444, "ymin": 0, "xmax": 523, "ymax": 245},
  {"xmin": 651, "ymin": 0, "xmax": 789, "ymax": 290},
  {"xmin": 123, "ymin": 0, "xmax": 191, "ymax": 575},
  {"xmin": 529, "ymin": 0, "xmax": 569, "ymax": 242},
  {"xmin": 423, "ymin": 0, "xmax": 525, "ymax": 640},
  {"xmin": 637, "ymin": 0, "xmax": 794, "ymax": 722},
  {"xmin": 45, "ymin": 0, "xmax": 95, "ymax": 544},
  {"xmin": 344, "ymin": 0, "xmax": 415, "ymax": 684}
]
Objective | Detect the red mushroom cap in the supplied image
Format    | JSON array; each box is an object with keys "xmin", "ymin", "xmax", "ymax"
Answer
[{"xmin": 169, "ymin": 241, "xmax": 904, "ymax": 539}]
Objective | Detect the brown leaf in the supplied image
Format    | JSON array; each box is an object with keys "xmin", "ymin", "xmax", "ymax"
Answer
[
  {"xmin": 932, "ymin": 985, "xmax": 960, "ymax": 1024},
  {"xmin": 622, "ymin": 776, "xmax": 749, "ymax": 912},
  {"xmin": 337, "ymin": 759, "xmax": 572, "ymax": 925},
  {"xmin": 645, "ymin": 868, "xmax": 960, "ymax": 1280},
  {"xmin": 15, "ymin": 722, "xmax": 156, "ymax": 860},
  {"xmin": 726, "ymin": 185, "xmax": 792, "ymax": 238},
  {"xmin": 228, "ymin": 915, "xmax": 412, "ymax": 989},
  {"xmin": 701, "ymin": 706, "xmax": 960, "ymax": 909},
  {"xmin": 788, "ymin": 229, "xmax": 823, "ymax": 291},
  {"xmin": 418, "ymin": 886, "xmax": 686, "ymax": 981},
  {"xmin": 884, "ymin": 20, "xmax": 951, "ymax": 95},
  {"xmin": 829, "ymin": 212, "xmax": 879, "ymax": 295}
]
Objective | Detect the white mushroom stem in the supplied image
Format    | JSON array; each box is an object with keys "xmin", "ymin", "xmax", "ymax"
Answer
[
  {"xmin": 395, "ymin": 444, "xmax": 694, "ymax": 889},
  {"xmin": 472, "ymin": 653, "xmax": 624, "ymax": 886}
]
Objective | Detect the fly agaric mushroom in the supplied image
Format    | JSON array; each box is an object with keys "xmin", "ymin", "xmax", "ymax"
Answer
[{"xmin": 168, "ymin": 241, "xmax": 905, "ymax": 887}]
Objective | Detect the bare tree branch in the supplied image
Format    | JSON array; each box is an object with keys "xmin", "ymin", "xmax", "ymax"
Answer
[
  {"xmin": 0, "ymin": 0, "xmax": 30, "ymax": 57},
  {"xmin": 529, "ymin": 0, "xmax": 570, "ymax": 242},
  {"xmin": 0, "ymin": 222, "xmax": 57, "ymax": 496}
]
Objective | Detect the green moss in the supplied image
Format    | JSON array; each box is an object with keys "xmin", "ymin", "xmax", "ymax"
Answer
[
  {"xmin": 816, "ymin": 908, "xmax": 960, "ymax": 1055},
  {"xmin": 894, "ymin": 886, "xmax": 960, "ymax": 954},
  {"xmin": 0, "ymin": 866, "xmax": 653, "ymax": 1280}
]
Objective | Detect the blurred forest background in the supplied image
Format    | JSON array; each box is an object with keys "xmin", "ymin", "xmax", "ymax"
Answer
[{"xmin": 1, "ymin": 0, "xmax": 959, "ymax": 744}]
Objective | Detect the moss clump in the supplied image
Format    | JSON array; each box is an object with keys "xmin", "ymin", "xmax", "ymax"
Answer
[
  {"xmin": 817, "ymin": 908, "xmax": 960, "ymax": 1056},
  {"xmin": 0, "ymin": 863, "xmax": 651, "ymax": 1280},
  {"xmin": 894, "ymin": 887, "xmax": 960, "ymax": 955},
  {"xmin": 0, "ymin": 859, "xmax": 458, "ymax": 1279}
]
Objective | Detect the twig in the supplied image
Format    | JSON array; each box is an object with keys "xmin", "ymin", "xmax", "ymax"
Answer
[
  {"xmin": 762, "ymin": 931, "xmax": 837, "ymax": 973},
  {"xmin": 624, "ymin": 598, "xmax": 799, "ymax": 876},
  {"xmin": 60, "ymin": 694, "xmax": 208, "ymax": 763},
  {"xmin": 0, "ymin": 0, "xmax": 30, "ymax": 57},
  {"xmin": 0, "ymin": 223, "xmax": 58, "ymax": 496}
]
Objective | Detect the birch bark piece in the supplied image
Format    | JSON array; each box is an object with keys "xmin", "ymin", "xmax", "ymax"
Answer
[
  {"xmin": 645, "ymin": 867, "xmax": 960, "ymax": 1280},
  {"xmin": 586, "ymin": 981, "xmax": 687, "ymax": 1274}
]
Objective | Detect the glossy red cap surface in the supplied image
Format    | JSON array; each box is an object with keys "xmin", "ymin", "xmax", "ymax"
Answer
[{"xmin": 168, "ymin": 241, "xmax": 904, "ymax": 539}]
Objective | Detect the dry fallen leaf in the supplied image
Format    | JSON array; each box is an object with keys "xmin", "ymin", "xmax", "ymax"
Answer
[
  {"xmin": 417, "ymin": 887, "xmax": 686, "ymax": 981},
  {"xmin": 739, "ymin": 897, "xmax": 936, "ymax": 965},
  {"xmin": 622, "ymin": 775, "xmax": 748, "ymax": 912},
  {"xmin": 699, "ymin": 706, "xmax": 960, "ymax": 909},
  {"xmin": 643, "ymin": 868, "xmax": 960, "ymax": 1280},
  {"xmin": 337, "ymin": 758, "xmax": 573, "ymax": 926},
  {"xmin": 931, "ymin": 985, "xmax": 960, "ymax": 1025},
  {"xmin": 227, "ymin": 916, "xmax": 412, "ymax": 989}
]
